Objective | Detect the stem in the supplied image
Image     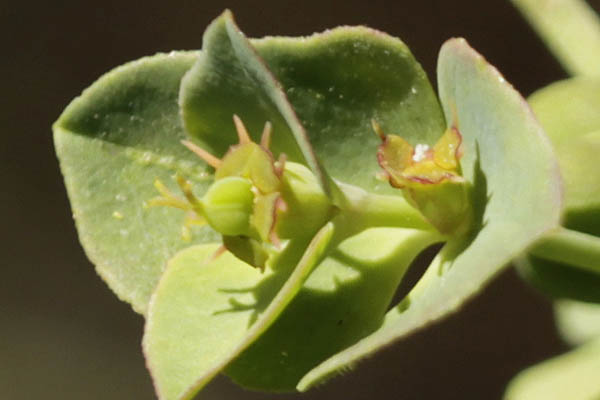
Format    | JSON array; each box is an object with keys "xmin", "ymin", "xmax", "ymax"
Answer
[
  {"xmin": 335, "ymin": 182, "xmax": 440, "ymax": 235},
  {"xmin": 511, "ymin": 0, "xmax": 600, "ymax": 77},
  {"xmin": 530, "ymin": 227, "xmax": 600, "ymax": 275}
]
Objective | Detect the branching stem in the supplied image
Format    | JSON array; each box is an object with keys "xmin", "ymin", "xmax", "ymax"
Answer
[{"xmin": 530, "ymin": 227, "xmax": 600, "ymax": 275}]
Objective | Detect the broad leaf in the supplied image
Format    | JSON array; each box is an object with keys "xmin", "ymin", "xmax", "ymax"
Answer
[
  {"xmin": 298, "ymin": 38, "xmax": 562, "ymax": 390},
  {"xmin": 143, "ymin": 245, "xmax": 259, "ymax": 400},
  {"xmin": 144, "ymin": 223, "xmax": 334, "ymax": 400},
  {"xmin": 257, "ymin": 31, "xmax": 446, "ymax": 195},
  {"xmin": 504, "ymin": 338, "xmax": 600, "ymax": 400},
  {"xmin": 53, "ymin": 52, "xmax": 217, "ymax": 314}
]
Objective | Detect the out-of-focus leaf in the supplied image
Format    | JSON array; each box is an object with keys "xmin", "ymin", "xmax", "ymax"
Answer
[
  {"xmin": 528, "ymin": 79, "xmax": 600, "ymax": 235},
  {"xmin": 515, "ymin": 256, "xmax": 600, "ymax": 303},
  {"xmin": 555, "ymin": 299, "xmax": 600, "ymax": 346},
  {"xmin": 511, "ymin": 0, "xmax": 600, "ymax": 77},
  {"xmin": 504, "ymin": 338, "xmax": 600, "ymax": 400},
  {"xmin": 517, "ymin": 78, "xmax": 600, "ymax": 302}
]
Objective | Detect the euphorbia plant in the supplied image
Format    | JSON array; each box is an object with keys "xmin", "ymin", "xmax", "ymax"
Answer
[{"xmin": 53, "ymin": 6, "xmax": 599, "ymax": 399}]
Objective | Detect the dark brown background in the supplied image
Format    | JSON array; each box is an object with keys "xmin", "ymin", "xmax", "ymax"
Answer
[{"xmin": 2, "ymin": 1, "xmax": 598, "ymax": 399}]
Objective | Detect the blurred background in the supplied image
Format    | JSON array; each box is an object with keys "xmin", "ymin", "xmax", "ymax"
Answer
[{"xmin": 2, "ymin": 0, "xmax": 598, "ymax": 399}]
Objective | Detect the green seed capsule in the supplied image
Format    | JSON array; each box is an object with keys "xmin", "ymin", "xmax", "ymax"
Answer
[{"xmin": 201, "ymin": 176, "xmax": 254, "ymax": 237}]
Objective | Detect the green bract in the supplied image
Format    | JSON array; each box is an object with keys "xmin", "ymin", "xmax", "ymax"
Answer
[{"xmin": 55, "ymin": 10, "xmax": 564, "ymax": 400}]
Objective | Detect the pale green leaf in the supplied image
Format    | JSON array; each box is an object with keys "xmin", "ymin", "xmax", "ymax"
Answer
[
  {"xmin": 144, "ymin": 223, "xmax": 334, "ymax": 400},
  {"xmin": 143, "ymin": 245, "xmax": 261, "ymax": 400},
  {"xmin": 53, "ymin": 52, "xmax": 217, "ymax": 314}
]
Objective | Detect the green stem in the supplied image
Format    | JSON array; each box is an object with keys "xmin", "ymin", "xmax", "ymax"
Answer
[
  {"xmin": 511, "ymin": 0, "xmax": 600, "ymax": 77},
  {"xmin": 336, "ymin": 182, "xmax": 437, "ymax": 234},
  {"xmin": 530, "ymin": 227, "xmax": 600, "ymax": 275}
]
